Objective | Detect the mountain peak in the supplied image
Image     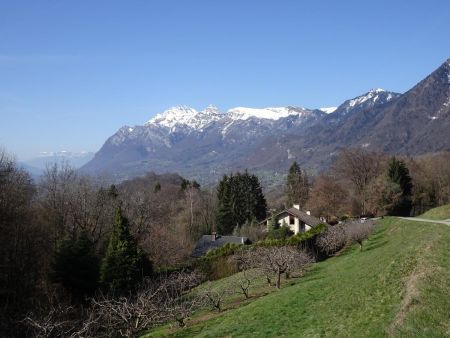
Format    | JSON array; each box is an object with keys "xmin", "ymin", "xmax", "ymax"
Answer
[
  {"xmin": 368, "ymin": 88, "xmax": 385, "ymax": 93},
  {"xmin": 202, "ymin": 104, "xmax": 220, "ymax": 115},
  {"xmin": 146, "ymin": 105, "xmax": 222, "ymax": 130},
  {"xmin": 226, "ymin": 106, "xmax": 309, "ymax": 121}
]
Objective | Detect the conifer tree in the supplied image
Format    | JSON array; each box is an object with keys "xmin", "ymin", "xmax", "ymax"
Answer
[
  {"xmin": 387, "ymin": 157, "xmax": 413, "ymax": 216},
  {"xmin": 286, "ymin": 161, "xmax": 309, "ymax": 208},
  {"xmin": 216, "ymin": 171, "xmax": 267, "ymax": 234},
  {"xmin": 100, "ymin": 208, "xmax": 152, "ymax": 293},
  {"xmin": 51, "ymin": 232, "xmax": 99, "ymax": 300}
]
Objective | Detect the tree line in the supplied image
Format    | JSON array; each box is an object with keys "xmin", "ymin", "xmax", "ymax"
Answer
[{"xmin": 1, "ymin": 145, "xmax": 449, "ymax": 336}]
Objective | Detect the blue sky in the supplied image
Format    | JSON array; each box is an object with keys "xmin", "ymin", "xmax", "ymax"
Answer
[{"xmin": 1, "ymin": 0, "xmax": 450, "ymax": 160}]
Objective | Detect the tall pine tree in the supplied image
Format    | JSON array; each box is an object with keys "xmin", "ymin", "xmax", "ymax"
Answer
[
  {"xmin": 100, "ymin": 208, "xmax": 152, "ymax": 293},
  {"xmin": 216, "ymin": 171, "xmax": 267, "ymax": 234},
  {"xmin": 51, "ymin": 232, "xmax": 99, "ymax": 300},
  {"xmin": 387, "ymin": 157, "xmax": 413, "ymax": 216},
  {"xmin": 286, "ymin": 161, "xmax": 309, "ymax": 208}
]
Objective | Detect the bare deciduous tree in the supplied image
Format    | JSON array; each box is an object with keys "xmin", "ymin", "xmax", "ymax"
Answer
[
  {"xmin": 316, "ymin": 224, "xmax": 348, "ymax": 255},
  {"xmin": 346, "ymin": 221, "xmax": 375, "ymax": 251},
  {"xmin": 249, "ymin": 246, "xmax": 314, "ymax": 289},
  {"xmin": 201, "ymin": 282, "xmax": 231, "ymax": 312},
  {"xmin": 229, "ymin": 250, "xmax": 259, "ymax": 299},
  {"xmin": 332, "ymin": 149, "xmax": 385, "ymax": 215},
  {"xmin": 306, "ymin": 175, "xmax": 348, "ymax": 220},
  {"xmin": 24, "ymin": 271, "xmax": 203, "ymax": 337}
]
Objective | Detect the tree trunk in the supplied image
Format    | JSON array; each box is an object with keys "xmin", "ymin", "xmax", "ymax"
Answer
[{"xmin": 276, "ymin": 270, "xmax": 281, "ymax": 289}]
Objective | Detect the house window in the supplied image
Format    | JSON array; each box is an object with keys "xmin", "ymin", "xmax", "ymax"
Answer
[
  {"xmin": 300, "ymin": 222, "xmax": 305, "ymax": 232},
  {"xmin": 289, "ymin": 216, "xmax": 295, "ymax": 225}
]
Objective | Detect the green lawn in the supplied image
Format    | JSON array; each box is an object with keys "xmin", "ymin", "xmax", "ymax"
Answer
[
  {"xmin": 146, "ymin": 217, "xmax": 450, "ymax": 337},
  {"xmin": 420, "ymin": 204, "xmax": 450, "ymax": 220}
]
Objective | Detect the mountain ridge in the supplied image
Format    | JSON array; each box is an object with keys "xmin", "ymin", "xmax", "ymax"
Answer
[{"xmin": 81, "ymin": 59, "xmax": 450, "ymax": 185}]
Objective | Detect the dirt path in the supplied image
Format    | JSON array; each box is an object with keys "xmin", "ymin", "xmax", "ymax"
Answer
[{"xmin": 398, "ymin": 217, "xmax": 450, "ymax": 226}]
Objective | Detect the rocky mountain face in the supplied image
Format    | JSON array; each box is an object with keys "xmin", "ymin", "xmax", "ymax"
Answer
[{"xmin": 81, "ymin": 59, "xmax": 450, "ymax": 184}]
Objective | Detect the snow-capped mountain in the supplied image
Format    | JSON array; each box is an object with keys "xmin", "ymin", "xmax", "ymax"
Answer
[
  {"xmin": 226, "ymin": 106, "xmax": 307, "ymax": 121},
  {"xmin": 319, "ymin": 107, "xmax": 337, "ymax": 114},
  {"xmin": 330, "ymin": 88, "xmax": 401, "ymax": 119},
  {"xmin": 146, "ymin": 105, "xmax": 222, "ymax": 131},
  {"xmin": 81, "ymin": 59, "xmax": 450, "ymax": 185}
]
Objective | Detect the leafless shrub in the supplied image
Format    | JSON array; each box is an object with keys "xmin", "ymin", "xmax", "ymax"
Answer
[
  {"xmin": 346, "ymin": 221, "xmax": 375, "ymax": 251},
  {"xmin": 226, "ymin": 250, "xmax": 259, "ymax": 299},
  {"xmin": 249, "ymin": 246, "xmax": 314, "ymax": 289},
  {"xmin": 23, "ymin": 271, "xmax": 203, "ymax": 337},
  {"xmin": 23, "ymin": 304, "xmax": 87, "ymax": 338},
  {"xmin": 200, "ymin": 282, "xmax": 232, "ymax": 312},
  {"xmin": 315, "ymin": 224, "xmax": 348, "ymax": 255}
]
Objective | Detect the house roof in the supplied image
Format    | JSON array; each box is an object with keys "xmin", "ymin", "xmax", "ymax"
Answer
[
  {"xmin": 192, "ymin": 235, "xmax": 249, "ymax": 258},
  {"xmin": 260, "ymin": 208, "xmax": 323, "ymax": 227},
  {"xmin": 285, "ymin": 208, "xmax": 322, "ymax": 227}
]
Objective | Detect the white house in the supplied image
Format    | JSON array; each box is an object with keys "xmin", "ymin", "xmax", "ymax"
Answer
[{"xmin": 260, "ymin": 204, "xmax": 322, "ymax": 234}]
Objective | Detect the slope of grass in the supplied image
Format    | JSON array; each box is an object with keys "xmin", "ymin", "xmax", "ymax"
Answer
[
  {"xmin": 149, "ymin": 218, "xmax": 450, "ymax": 337},
  {"xmin": 420, "ymin": 204, "xmax": 450, "ymax": 220}
]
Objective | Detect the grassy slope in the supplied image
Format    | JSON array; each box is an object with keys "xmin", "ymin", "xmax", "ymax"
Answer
[
  {"xmin": 156, "ymin": 218, "xmax": 450, "ymax": 337},
  {"xmin": 420, "ymin": 204, "xmax": 450, "ymax": 220}
]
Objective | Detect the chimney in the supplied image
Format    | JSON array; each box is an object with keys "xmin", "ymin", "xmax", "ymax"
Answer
[
  {"xmin": 293, "ymin": 204, "xmax": 300, "ymax": 210},
  {"xmin": 306, "ymin": 210, "xmax": 311, "ymax": 215},
  {"xmin": 212, "ymin": 232, "xmax": 217, "ymax": 241}
]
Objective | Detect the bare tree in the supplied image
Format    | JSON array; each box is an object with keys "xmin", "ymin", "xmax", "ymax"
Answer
[
  {"xmin": 346, "ymin": 221, "xmax": 375, "ymax": 251},
  {"xmin": 315, "ymin": 224, "xmax": 348, "ymax": 255},
  {"xmin": 306, "ymin": 175, "xmax": 348, "ymax": 220},
  {"xmin": 250, "ymin": 246, "xmax": 313, "ymax": 289},
  {"xmin": 23, "ymin": 303, "xmax": 88, "ymax": 338},
  {"xmin": 24, "ymin": 271, "xmax": 203, "ymax": 337},
  {"xmin": 332, "ymin": 148, "xmax": 385, "ymax": 215},
  {"xmin": 229, "ymin": 250, "xmax": 258, "ymax": 299},
  {"xmin": 39, "ymin": 161, "xmax": 77, "ymax": 244},
  {"xmin": 201, "ymin": 282, "xmax": 231, "ymax": 312}
]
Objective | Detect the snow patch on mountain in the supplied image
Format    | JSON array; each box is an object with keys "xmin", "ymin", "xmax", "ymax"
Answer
[
  {"xmin": 319, "ymin": 107, "xmax": 337, "ymax": 114},
  {"xmin": 146, "ymin": 105, "xmax": 222, "ymax": 131},
  {"xmin": 227, "ymin": 106, "xmax": 305, "ymax": 121},
  {"xmin": 348, "ymin": 88, "xmax": 385, "ymax": 108}
]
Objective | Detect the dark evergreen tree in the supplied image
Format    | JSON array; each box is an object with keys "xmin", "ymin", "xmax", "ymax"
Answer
[
  {"xmin": 267, "ymin": 215, "xmax": 279, "ymax": 232},
  {"xmin": 108, "ymin": 184, "xmax": 119, "ymax": 199},
  {"xmin": 216, "ymin": 171, "xmax": 267, "ymax": 234},
  {"xmin": 216, "ymin": 175, "xmax": 235, "ymax": 234},
  {"xmin": 154, "ymin": 182, "xmax": 161, "ymax": 193},
  {"xmin": 50, "ymin": 232, "xmax": 99, "ymax": 300},
  {"xmin": 100, "ymin": 208, "xmax": 152, "ymax": 293},
  {"xmin": 286, "ymin": 161, "xmax": 309, "ymax": 208},
  {"xmin": 387, "ymin": 157, "xmax": 413, "ymax": 216}
]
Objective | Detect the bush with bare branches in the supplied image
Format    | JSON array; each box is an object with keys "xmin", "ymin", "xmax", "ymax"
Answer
[
  {"xmin": 24, "ymin": 271, "xmax": 204, "ymax": 337},
  {"xmin": 200, "ymin": 282, "xmax": 232, "ymax": 313},
  {"xmin": 315, "ymin": 224, "xmax": 348, "ymax": 255},
  {"xmin": 346, "ymin": 221, "xmax": 376, "ymax": 251},
  {"xmin": 249, "ymin": 246, "xmax": 314, "ymax": 289}
]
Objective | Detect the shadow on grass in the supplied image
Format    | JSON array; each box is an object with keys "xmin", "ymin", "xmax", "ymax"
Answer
[
  {"xmin": 363, "ymin": 223, "xmax": 389, "ymax": 252},
  {"xmin": 364, "ymin": 239, "xmax": 388, "ymax": 251}
]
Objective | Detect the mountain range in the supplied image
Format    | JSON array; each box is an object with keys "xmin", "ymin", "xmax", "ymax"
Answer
[{"xmin": 81, "ymin": 59, "xmax": 450, "ymax": 185}]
